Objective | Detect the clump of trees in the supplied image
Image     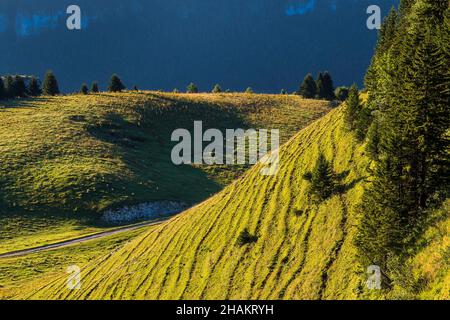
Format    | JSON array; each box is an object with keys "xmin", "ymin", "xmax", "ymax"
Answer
[
  {"xmin": 355, "ymin": 0, "xmax": 450, "ymax": 290},
  {"xmin": 0, "ymin": 74, "xmax": 45, "ymax": 100},
  {"xmin": 298, "ymin": 72, "xmax": 336, "ymax": 100}
]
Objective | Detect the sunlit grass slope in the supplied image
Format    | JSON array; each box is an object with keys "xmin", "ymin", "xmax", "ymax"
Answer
[
  {"xmin": 22, "ymin": 105, "xmax": 371, "ymax": 299},
  {"xmin": 8, "ymin": 104, "xmax": 449, "ymax": 300}
]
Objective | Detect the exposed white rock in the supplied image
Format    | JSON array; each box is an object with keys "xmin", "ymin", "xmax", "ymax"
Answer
[{"xmin": 101, "ymin": 201, "xmax": 188, "ymax": 224}]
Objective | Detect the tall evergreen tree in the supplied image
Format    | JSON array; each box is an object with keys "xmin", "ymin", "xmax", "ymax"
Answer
[
  {"xmin": 309, "ymin": 153, "xmax": 335, "ymax": 201},
  {"xmin": 322, "ymin": 72, "xmax": 335, "ymax": 100},
  {"xmin": 80, "ymin": 83, "xmax": 89, "ymax": 95},
  {"xmin": 316, "ymin": 72, "xmax": 325, "ymax": 99},
  {"xmin": 343, "ymin": 84, "xmax": 360, "ymax": 131},
  {"xmin": 42, "ymin": 71, "xmax": 60, "ymax": 96},
  {"xmin": 212, "ymin": 84, "xmax": 222, "ymax": 93},
  {"xmin": 13, "ymin": 76, "xmax": 26, "ymax": 98},
  {"xmin": 186, "ymin": 83, "xmax": 198, "ymax": 93},
  {"xmin": 108, "ymin": 74, "xmax": 125, "ymax": 92},
  {"xmin": 4, "ymin": 75, "xmax": 14, "ymax": 99},
  {"xmin": 365, "ymin": 7, "xmax": 399, "ymax": 93},
  {"xmin": 299, "ymin": 74, "xmax": 317, "ymax": 98},
  {"xmin": 27, "ymin": 77, "xmax": 42, "ymax": 96},
  {"xmin": 91, "ymin": 82, "xmax": 99, "ymax": 93},
  {"xmin": 0, "ymin": 76, "xmax": 6, "ymax": 100}
]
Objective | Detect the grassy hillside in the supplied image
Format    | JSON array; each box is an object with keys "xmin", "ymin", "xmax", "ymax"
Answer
[
  {"xmin": 13, "ymin": 105, "xmax": 369, "ymax": 299},
  {"xmin": 0, "ymin": 92, "xmax": 329, "ymax": 253},
  {"xmin": 0, "ymin": 92, "xmax": 329, "ymax": 216},
  {"xmin": 2, "ymin": 104, "xmax": 448, "ymax": 300}
]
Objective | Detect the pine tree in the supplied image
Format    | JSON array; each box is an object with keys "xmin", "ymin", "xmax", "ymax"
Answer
[
  {"xmin": 4, "ymin": 76, "xmax": 14, "ymax": 99},
  {"xmin": 343, "ymin": 84, "xmax": 360, "ymax": 130},
  {"xmin": 13, "ymin": 76, "xmax": 26, "ymax": 97},
  {"xmin": 316, "ymin": 72, "xmax": 325, "ymax": 99},
  {"xmin": 42, "ymin": 71, "xmax": 60, "ymax": 96},
  {"xmin": 212, "ymin": 84, "xmax": 222, "ymax": 93},
  {"xmin": 299, "ymin": 74, "xmax": 317, "ymax": 98},
  {"xmin": 309, "ymin": 153, "xmax": 335, "ymax": 201},
  {"xmin": 0, "ymin": 76, "xmax": 5, "ymax": 100},
  {"xmin": 322, "ymin": 72, "xmax": 335, "ymax": 100},
  {"xmin": 91, "ymin": 82, "xmax": 99, "ymax": 93},
  {"xmin": 108, "ymin": 74, "xmax": 125, "ymax": 92},
  {"xmin": 365, "ymin": 7, "xmax": 398, "ymax": 93},
  {"xmin": 27, "ymin": 77, "xmax": 42, "ymax": 96},
  {"xmin": 366, "ymin": 116, "xmax": 381, "ymax": 159},
  {"xmin": 186, "ymin": 83, "xmax": 198, "ymax": 93},
  {"xmin": 80, "ymin": 83, "xmax": 88, "ymax": 95}
]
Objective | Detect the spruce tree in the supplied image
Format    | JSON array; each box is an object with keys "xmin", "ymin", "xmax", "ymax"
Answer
[
  {"xmin": 299, "ymin": 74, "xmax": 317, "ymax": 99},
  {"xmin": 42, "ymin": 71, "xmax": 60, "ymax": 96},
  {"xmin": 13, "ymin": 76, "xmax": 26, "ymax": 97},
  {"xmin": 186, "ymin": 83, "xmax": 198, "ymax": 93},
  {"xmin": 80, "ymin": 83, "xmax": 88, "ymax": 95},
  {"xmin": 4, "ymin": 75, "xmax": 14, "ymax": 99},
  {"xmin": 366, "ymin": 116, "xmax": 381, "ymax": 159},
  {"xmin": 322, "ymin": 72, "xmax": 335, "ymax": 100},
  {"xmin": 108, "ymin": 74, "xmax": 125, "ymax": 92},
  {"xmin": 309, "ymin": 153, "xmax": 335, "ymax": 201},
  {"xmin": 316, "ymin": 72, "xmax": 325, "ymax": 99},
  {"xmin": 212, "ymin": 84, "xmax": 222, "ymax": 93},
  {"xmin": 343, "ymin": 84, "xmax": 360, "ymax": 131},
  {"xmin": 0, "ymin": 76, "xmax": 5, "ymax": 100},
  {"xmin": 91, "ymin": 82, "xmax": 99, "ymax": 93},
  {"xmin": 27, "ymin": 77, "xmax": 42, "ymax": 96}
]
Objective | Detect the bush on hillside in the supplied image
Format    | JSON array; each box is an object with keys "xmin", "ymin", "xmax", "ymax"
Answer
[
  {"xmin": 237, "ymin": 228, "xmax": 258, "ymax": 246},
  {"xmin": 335, "ymin": 86, "xmax": 349, "ymax": 102}
]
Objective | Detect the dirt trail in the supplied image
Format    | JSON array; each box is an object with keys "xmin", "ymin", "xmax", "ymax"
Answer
[{"xmin": 0, "ymin": 219, "xmax": 167, "ymax": 259}]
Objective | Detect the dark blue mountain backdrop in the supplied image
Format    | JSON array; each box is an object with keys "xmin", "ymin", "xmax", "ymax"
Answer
[{"xmin": 0, "ymin": 0, "xmax": 399, "ymax": 93}]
